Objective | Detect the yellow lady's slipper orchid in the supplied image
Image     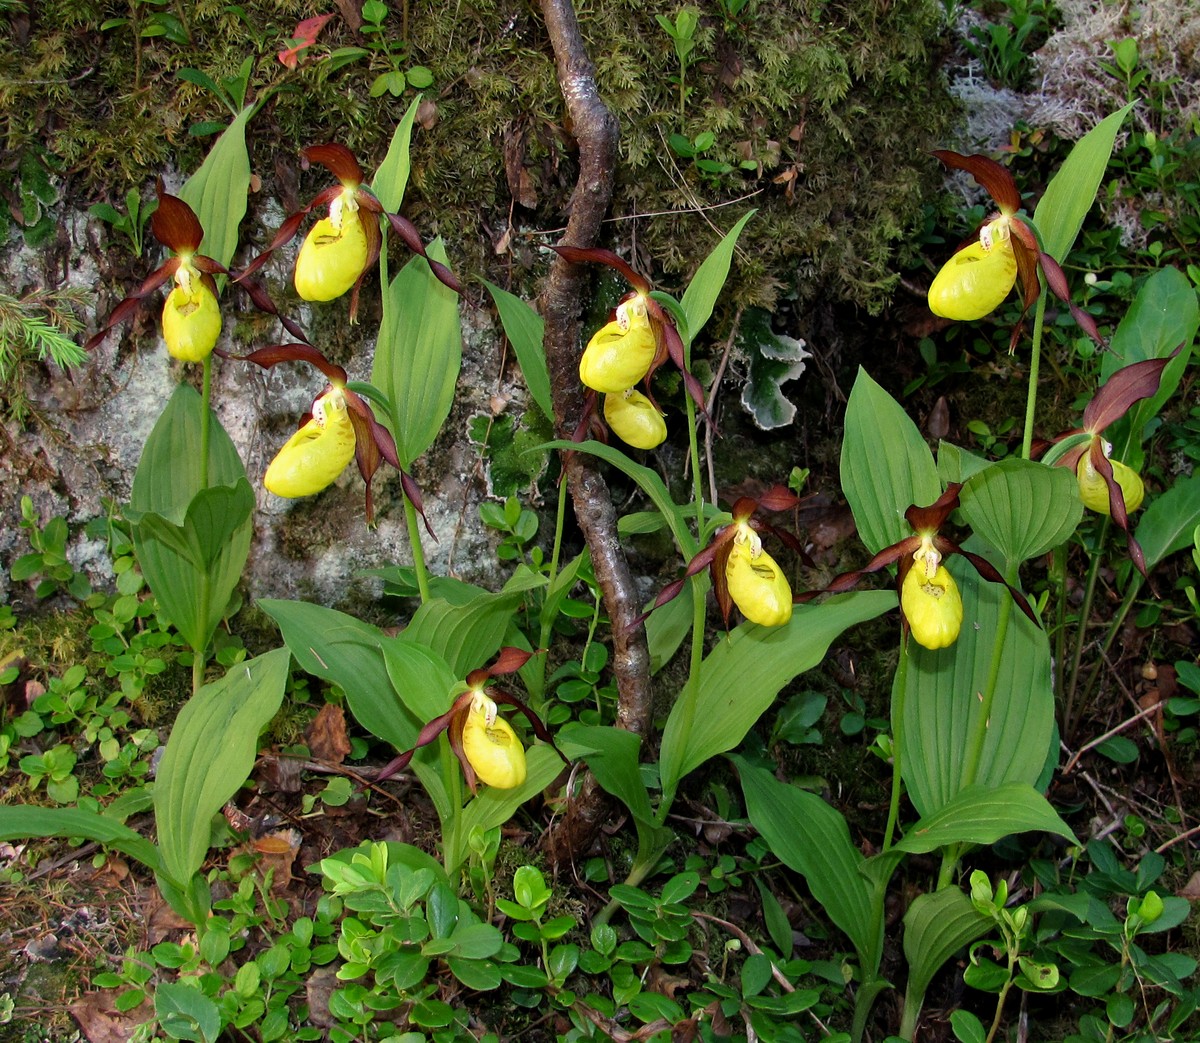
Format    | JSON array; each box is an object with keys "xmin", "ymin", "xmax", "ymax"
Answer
[
  {"xmin": 161, "ymin": 263, "xmax": 221, "ymax": 362},
  {"xmin": 263, "ymin": 389, "xmax": 357, "ymax": 497},
  {"xmin": 461, "ymin": 692, "xmax": 527, "ymax": 789},
  {"xmin": 579, "ymin": 296, "xmax": 657, "ymax": 393},
  {"xmin": 902, "ymin": 559, "xmax": 963, "ymax": 650},
  {"xmin": 604, "ymin": 389, "xmax": 667, "ymax": 449},
  {"xmin": 928, "ymin": 218, "xmax": 1017, "ymax": 321},
  {"xmin": 294, "ymin": 191, "xmax": 370, "ymax": 302},
  {"xmin": 1076, "ymin": 447, "xmax": 1144, "ymax": 515},
  {"xmin": 725, "ymin": 526, "xmax": 793, "ymax": 627}
]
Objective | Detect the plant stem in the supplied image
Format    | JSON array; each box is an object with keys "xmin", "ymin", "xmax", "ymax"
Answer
[
  {"xmin": 403, "ymin": 494, "xmax": 431, "ymax": 604},
  {"xmin": 1080, "ymin": 572, "xmax": 1143, "ymax": 706},
  {"xmin": 192, "ymin": 355, "xmax": 214, "ymax": 694},
  {"xmin": 961, "ymin": 591, "xmax": 1013, "ymax": 790},
  {"xmin": 1020, "ymin": 290, "xmax": 1049, "ymax": 461},
  {"xmin": 1051, "ymin": 543, "xmax": 1068, "ymax": 702},
  {"xmin": 882, "ymin": 634, "xmax": 910, "ymax": 853},
  {"xmin": 684, "ymin": 339, "xmax": 707, "ymax": 692}
]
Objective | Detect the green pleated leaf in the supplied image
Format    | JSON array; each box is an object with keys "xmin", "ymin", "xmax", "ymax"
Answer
[
  {"xmin": 1101, "ymin": 267, "xmax": 1198, "ymax": 470},
  {"xmin": 482, "ymin": 280, "xmax": 551, "ymax": 421},
  {"xmin": 735, "ymin": 757, "xmax": 881, "ymax": 976},
  {"xmin": 1136, "ymin": 473, "xmax": 1200, "ymax": 570},
  {"xmin": 260, "ymin": 598, "xmax": 423, "ymax": 752},
  {"xmin": 0, "ymin": 806, "xmax": 162, "ymax": 876},
  {"xmin": 370, "ymin": 95, "xmax": 421, "ymax": 213},
  {"xmin": 841, "ymin": 369, "xmax": 941, "ymax": 555},
  {"xmin": 154, "ymin": 647, "xmax": 290, "ymax": 885},
  {"xmin": 129, "ymin": 384, "xmax": 251, "ymax": 653},
  {"xmin": 644, "ymin": 577, "xmax": 695, "ymax": 674},
  {"xmin": 1033, "ymin": 103, "xmax": 1134, "ymax": 263},
  {"xmin": 375, "ymin": 238, "xmax": 462, "ymax": 468},
  {"xmin": 380, "ymin": 638, "xmax": 459, "ymax": 730},
  {"xmin": 902, "ymin": 888, "xmax": 989, "ymax": 1012},
  {"xmin": 894, "ymin": 782, "xmax": 1077, "ymax": 853},
  {"xmin": 136, "ymin": 480, "xmax": 254, "ymax": 572},
  {"xmin": 178, "ymin": 104, "xmax": 254, "ymax": 273},
  {"xmin": 959, "ymin": 458, "xmax": 1082, "ymax": 569},
  {"xmin": 900, "ymin": 557, "xmax": 1054, "ymax": 817},
  {"xmin": 937, "ymin": 442, "xmax": 992, "ymax": 485},
  {"xmin": 680, "ymin": 210, "xmax": 755, "ymax": 345},
  {"xmin": 660, "ymin": 591, "xmax": 895, "ymax": 806},
  {"xmin": 399, "ymin": 586, "xmax": 526, "ymax": 679}
]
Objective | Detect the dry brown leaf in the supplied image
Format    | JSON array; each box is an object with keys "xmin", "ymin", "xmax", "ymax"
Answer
[
  {"xmin": 307, "ymin": 703, "xmax": 352, "ymax": 764},
  {"xmin": 72, "ymin": 990, "xmax": 150, "ymax": 1043}
]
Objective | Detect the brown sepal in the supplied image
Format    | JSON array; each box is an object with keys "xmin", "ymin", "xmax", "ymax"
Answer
[
  {"xmin": 84, "ymin": 257, "xmax": 180, "ymax": 350},
  {"xmin": 1082, "ymin": 355, "xmax": 1174, "ymax": 434},
  {"xmin": 1038, "ymin": 251, "xmax": 1105, "ymax": 349},
  {"xmin": 1087, "ymin": 441, "xmax": 1148, "ymax": 577},
  {"xmin": 151, "ymin": 188, "xmax": 204, "ymax": 254},
  {"xmin": 904, "ymin": 483, "xmax": 962, "ymax": 533},
  {"xmin": 234, "ymin": 343, "xmax": 349, "ymax": 386},
  {"xmin": 932, "ymin": 150, "xmax": 1021, "ymax": 214},
  {"xmin": 712, "ymin": 540, "xmax": 735, "ymax": 627},
  {"xmin": 302, "ymin": 143, "xmax": 364, "ymax": 186},
  {"xmin": 381, "ymin": 210, "xmax": 463, "ymax": 294},
  {"xmin": 548, "ymin": 245, "xmax": 652, "ymax": 294}
]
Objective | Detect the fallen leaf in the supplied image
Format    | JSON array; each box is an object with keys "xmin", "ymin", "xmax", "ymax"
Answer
[
  {"xmin": 277, "ymin": 13, "xmax": 334, "ymax": 69},
  {"xmin": 307, "ymin": 703, "xmax": 352, "ymax": 764},
  {"xmin": 72, "ymin": 991, "xmax": 150, "ymax": 1043}
]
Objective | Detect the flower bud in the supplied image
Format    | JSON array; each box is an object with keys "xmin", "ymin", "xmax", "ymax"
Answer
[
  {"xmin": 579, "ymin": 297, "xmax": 657, "ymax": 393},
  {"xmin": 725, "ymin": 540, "xmax": 793, "ymax": 627},
  {"xmin": 902, "ymin": 562, "xmax": 963, "ymax": 649},
  {"xmin": 1076, "ymin": 451, "xmax": 1144, "ymax": 515},
  {"xmin": 928, "ymin": 220, "xmax": 1018, "ymax": 321},
  {"xmin": 462, "ymin": 699, "xmax": 527, "ymax": 789},
  {"xmin": 264, "ymin": 390, "xmax": 357, "ymax": 497},
  {"xmin": 162, "ymin": 280, "xmax": 220, "ymax": 363},
  {"xmin": 294, "ymin": 208, "xmax": 369, "ymax": 302},
  {"xmin": 604, "ymin": 389, "xmax": 667, "ymax": 449}
]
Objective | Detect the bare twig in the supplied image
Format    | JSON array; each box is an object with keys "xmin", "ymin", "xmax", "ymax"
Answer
[
  {"xmin": 1061, "ymin": 700, "xmax": 1164, "ymax": 776},
  {"xmin": 538, "ymin": 0, "xmax": 653, "ymax": 866}
]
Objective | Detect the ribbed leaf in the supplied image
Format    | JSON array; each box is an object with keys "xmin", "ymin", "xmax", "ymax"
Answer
[
  {"xmin": 1101, "ymin": 267, "xmax": 1198, "ymax": 470},
  {"xmin": 894, "ymin": 782, "xmax": 1077, "ymax": 853},
  {"xmin": 1136, "ymin": 473, "xmax": 1200, "ymax": 570},
  {"xmin": 260, "ymin": 598, "xmax": 422, "ymax": 751},
  {"xmin": 736, "ymin": 758, "xmax": 880, "ymax": 975},
  {"xmin": 959, "ymin": 457, "xmax": 1082, "ymax": 569},
  {"xmin": 1033, "ymin": 103, "xmax": 1134, "ymax": 263},
  {"xmin": 660, "ymin": 591, "xmax": 895, "ymax": 806},
  {"xmin": 154, "ymin": 647, "xmax": 290, "ymax": 885},
  {"xmin": 178, "ymin": 104, "xmax": 254, "ymax": 272},
  {"xmin": 483, "ymin": 280, "xmax": 551, "ymax": 420},
  {"xmin": 399, "ymin": 587, "xmax": 525, "ymax": 679},
  {"xmin": 375, "ymin": 238, "xmax": 462, "ymax": 467},
  {"xmin": 901, "ymin": 558, "xmax": 1053, "ymax": 816},
  {"xmin": 370, "ymin": 96, "xmax": 421, "ymax": 213},
  {"xmin": 380, "ymin": 638, "xmax": 459, "ymax": 730},
  {"xmin": 841, "ymin": 369, "xmax": 941, "ymax": 555},
  {"xmin": 680, "ymin": 210, "xmax": 755, "ymax": 344},
  {"xmin": 129, "ymin": 384, "xmax": 251, "ymax": 653},
  {"xmin": 902, "ymin": 889, "xmax": 989, "ymax": 1005},
  {"xmin": 0, "ymin": 806, "xmax": 161, "ymax": 875}
]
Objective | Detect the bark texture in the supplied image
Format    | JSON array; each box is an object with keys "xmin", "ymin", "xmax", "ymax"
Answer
[{"xmin": 538, "ymin": 0, "xmax": 654, "ymax": 866}]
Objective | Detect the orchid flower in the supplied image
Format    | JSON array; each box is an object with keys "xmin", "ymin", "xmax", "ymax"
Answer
[
  {"xmin": 928, "ymin": 151, "xmax": 1104, "ymax": 353},
  {"xmin": 374, "ymin": 648, "xmax": 565, "ymax": 793},
  {"xmin": 1041, "ymin": 354, "xmax": 1173, "ymax": 577},
  {"xmin": 235, "ymin": 343, "xmax": 426, "ymax": 527},
  {"xmin": 801, "ymin": 484, "xmax": 1037, "ymax": 650},
  {"xmin": 85, "ymin": 189, "xmax": 226, "ymax": 360},
  {"xmin": 238, "ymin": 144, "xmax": 461, "ymax": 321},
  {"xmin": 602, "ymin": 388, "xmax": 668, "ymax": 450},
  {"xmin": 641, "ymin": 486, "xmax": 804, "ymax": 629},
  {"xmin": 551, "ymin": 245, "xmax": 709, "ymax": 414}
]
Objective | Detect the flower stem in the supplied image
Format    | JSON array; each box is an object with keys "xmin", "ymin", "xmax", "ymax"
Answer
[
  {"xmin": 961, "ymin": 589, "xmax": 1013, "ymax": 790},
  {"xmin": 192, "ymin": 354, "xmax": 214, "ymax": 694},
  {"xmin": 684, "ymin": 346, "xmax": 707, "ymax": 691},
  {"xmin": 403, "ymin": 493, "xmax": 431, "ymax": 604},
  {"xmin": 1020, "ymin": 289, "xmax": 1048, "ymax": 462},
  {"xmin": 883, "ymin": 634, "xmax": 910, "ymax": 853}
]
